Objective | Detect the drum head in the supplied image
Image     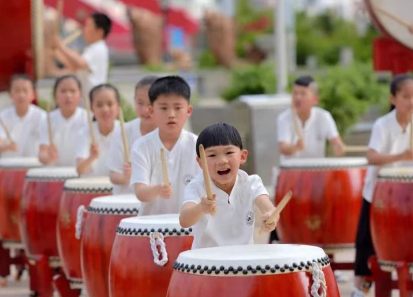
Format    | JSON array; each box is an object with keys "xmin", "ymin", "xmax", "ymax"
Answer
[
  {"xmin": 26, "ymin": 167, "xmax": 78, "ymax": 180},
  {"xmin": 378, "ymin": 166, "xmax": 413, "ymax": 181},
  {"xmin": 117, "ymin": 214, "xmax": 191, "ymax": 236},
  {"xmin": 88, "ymin": 194, "xmax": 140, "ymax": 215},
  {"xmin": 365, "ymin": 0, "xmax": 413, "ymax": 50},
  {"xmin": 63, "ymin": 177, "xmax": 113, "ymax": 192},
  {"xmin": 0, "ymin": 157, "xmax": 42, "ymax": 169},
  {"xmin": 281, "ymin": 157, "xmax": 368, "ymax": 169},
  {"xmin": 174, "ymin": 244, "xmax": 329, "ymax": 276}
]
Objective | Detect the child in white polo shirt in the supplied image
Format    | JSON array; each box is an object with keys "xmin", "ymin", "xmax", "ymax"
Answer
[
  {"xmin": 180, "ymin": 122, "xmax": 279, "ymax": 249},
  {"xmin": 107, "ymin": 76, "xmax": 158, "ymax": 194},
  {"xmin": 38, "ymin": 75, "xmax": 87, "ymax": 166},
  {"xmin": 76, "ymin": 84, "xmax": 120, "ymax": 177},
  {"xmin": 277, "ymin": 76, "xmax": 345, "ymax": 161},
  {"xmin": 352, "ymin": 74, "xmax": 413, "ymax": 297},
  {"xmin": 130, "ymin": 76, "xmax": 201, "ymax": 216},
  {"xmin": 0, "ymin": 74, "xmax": 46, "ymax": 158}
]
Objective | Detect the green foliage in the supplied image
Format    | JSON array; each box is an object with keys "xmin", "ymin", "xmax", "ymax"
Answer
[
  {"xmin": 315, "ymin": 63, "xmax": 388, "ymax": 135},
  {"xmin": 197, "ymin": 50, "xmax": 220, "ymax": 69},
  {"xmin": 221, "ymin": 63, "xmax": 276, "ymax": 102}
]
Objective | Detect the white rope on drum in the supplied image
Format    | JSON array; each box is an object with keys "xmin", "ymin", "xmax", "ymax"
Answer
[
  {"xmin": 149, "ymin": 232, "xmax": 168, "ymax": 266},
  {"xmin": 75, "ymin": 205, "xmax": 86, "ymax": 240},
  {"xmin": 311, "ymin": 262, "xmax": 327, "ymax": 297}
]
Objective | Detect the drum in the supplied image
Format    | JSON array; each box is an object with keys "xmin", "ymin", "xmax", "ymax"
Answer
[
  {"xmin": 371, "ymin": 167, "xmax": 413, "ymax": 271},
  {"xmin": 56, "ymin": 177, "xmax": 113, "ymax": 286},
  {"xmin": 167, "ymin": 244, "xmax": 340, "ymax": 297},
  {"xmin": 0, "ymin": 0, "xmax": 44, "ymax": 92},
  {"xmin": 0, "ymin": 158, "xmax": 42, "ymax": 243},
  {"xmin": 275, "ymin": 158, "xmax": 367, "ymax": 249},
  {"xmin": 20, "ymin": 167, "xmax": 78, "ymax": 264},
  {"xmin": 109, "ymin": 214, "xmax": 193, "ymax": 297},
  {"xmin": 80, "ymin": 195, "xmax": 140, "ymax": 297}
]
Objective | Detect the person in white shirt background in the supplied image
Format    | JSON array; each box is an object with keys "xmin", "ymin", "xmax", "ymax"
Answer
[
  {"xmin": 38, "ymin": 75, "xmax": 87, "ymax": 166},
  {"xmin": 52, "ymin": 13, "xmax": 112, "ymax": 104},
  {"xmin": 351, "ymin": 74, "xmax": 413, "ymax": 297},
  {"xmin": 179, "ymin": 122, "xmax": 278, "ymax": 250},
  {"xmin": 107, "ymin": 76, "xmax": 159, "ymax": 194},
  {"xmin": 130, "ymin": 76, "xmax": 201, "ymax": 216},
  {"xmin": 76, "ymin": 83, "xmax": 120, "ymax": 177},
  {"xmin": 0, "ymin": 74, "xmax": 45, "ymax": 158}
]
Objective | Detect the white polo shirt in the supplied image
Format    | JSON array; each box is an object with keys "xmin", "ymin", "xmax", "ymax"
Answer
[
  {"xmin": 130, "ymin": 128, "xmax": 201, "ymax": 216},
  {"xmin": 182, "ymin": 170, "xmax": 269, "ymax": 250},
  {"xmin": 277, "ymin": 107, "xmax": 339, "ymax": 162},
  {"xmin": 38, "ymin": 107, "xmax": 88, "ymax": 166},
  {"xmin": 107, "ymin": 118, "xmax": 142, "ymax": 195},
  {"xmin": 77, "ymin": 40, "xmax": 109, "ymax": 102},
  {"xmin": 363, "ymin": 110, "xmax": 413, "ymax": 202},
  {"xmin": 76, "ymin": 120, "xmax": 120, "ymax": 177},
  {"xmin": 0, "ymin": 105, "xmax": 46, "ymax": 158}
]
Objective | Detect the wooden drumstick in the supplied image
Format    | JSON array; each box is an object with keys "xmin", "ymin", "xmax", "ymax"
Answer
[
  {"xmin": 374, "ymin": 5, "xmax": 410, "ymax": 27},
  {"xmin": 343, "ymin": 145, "xmax": 369, "ymax": 153},
  {"xmin": 291, "ymin": 105, "xmax": 303, "ymax": 140},
  {"xmin": 0, "ymin": 117, "xmax": 12, "ymax": 142},
  {"xmin": 118, "ymin": 107, "xmax": 130, "ymax": 163},
  {"xmin": 46, "ymin": 101, "xmax": 54, "ymax": 146},
  {"xmin": 55, "ymin": 0, "xmax": 64, "ymax": 33},
  {"xmin": 62, "ymin": 29, "xmax": 82, "ymax": 47},
  {"xmin": 267, "ymin": 191, "xmax": 293, "ymax": 225},
  {"xmin": 84, "ymin": 98, "xmax": 96, "ymax": 144},
  {"xmin": 199, "ymin": 144, "xmax": 213, "ymax": 201},
  {"xmin": 160, "ymin": 148, "xmax": 170, "ymax": 186}
]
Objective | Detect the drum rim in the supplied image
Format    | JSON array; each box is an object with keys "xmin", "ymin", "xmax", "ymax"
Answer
[
  {"xmin": 63, "ymin": 177, "xmax": 113, "ymax": 191},
  {"xmin": 378, "ymin": 166, "xmax": 413, "ymax": 180},
  {"xmin": 88, "ymin": 195, "xmax": 141, "ymax": 213},
  {"xmin": 173, "ymin": 244, "xmax": 330, "ymax": 276},
  {"xmin": 280, "ymin": 157, "xmax": 368, "ymax": 169},
  {"xmin": 0, "ymin": 157, "xmax": 42, "ymax": 168},
  {"xmin": 25, "ymin": 167, "xmax": 78, "ymax": 180}
]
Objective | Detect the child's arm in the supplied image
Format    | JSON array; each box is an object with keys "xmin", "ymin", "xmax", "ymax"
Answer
[
  {"xmin": 38, "ymin": 145, "xmax": 58, "ymax": 165},
  {"xmin": 367, "ymin": 148, "xmax": 412, "ymax": 166},
  {"xmin": 179, "ymin": 195, "xmax": 217, "ymax": 228},
  {"xmin": 279, "ymin": 140, "xmax": 304, "ymax": 156},
  {"xmin": 134, "ymin": 183, "xmax": 171, "ymax": 202},
  {"xmin": 329, "ymin": 136, "xmax": 345, "ymax": 156},
  {"xmin": 0, "ymin": 139, "xmax": 18, "ymax": 153},
  {"xmin": 53, "ymin": 36, "xmax": 89, "ymax": 72},
  {"xmin": 255, "ymin": 194, "xmax": 278, "ymax": 233},
  {"xmin": 109, "ymin": 163, "xmax": 131, "ymax": 185},
  {"xmin": 76, "ymin": 144, "xmax": 99, "ymax": 175}
]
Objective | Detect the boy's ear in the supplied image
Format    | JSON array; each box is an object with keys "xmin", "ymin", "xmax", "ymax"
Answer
[
  {"xmin": 240, "ymin": 149, "xmax": 248, "ymax": 165},
  {"xmin": 187, "ymin": 105, "xmax": 193, "ymax": 117},
  {"xmin": 148, "ymin": 105, "xmax": 154, "ymax": 116}
]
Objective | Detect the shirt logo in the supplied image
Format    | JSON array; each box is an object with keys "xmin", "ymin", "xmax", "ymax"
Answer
[
  {"xmin": 183, "ymin": 174, "xmax": 194, "ymax": 185},
  {"xmin": 245, "ymin": 211, "xmax": 254, "ymax": 226}
]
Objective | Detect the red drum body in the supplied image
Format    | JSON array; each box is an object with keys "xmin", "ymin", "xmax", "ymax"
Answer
[
  {"xmin": 167, "ymin": 244, "xmax": 340, "ymax": 297},
  {"xmin": 20, "ymin": 167, "xmax": 78, "ymax": 262},
  {"xmin": 275, "ymin": 158, "xmax": 367, "ymax": 249},
  {"xmin": 57, "ymin": 177, "xmax": 113, "ymax": 286},
  {"xmin": 371, "ymin": 167, "xmax": 413, "ymax": 270},
  {"xmin": 80, "ymin": 195, "xmax": 140, "ymax": 297},
  {"xmin": 0, "ymin": 158, "xmax": 41, "ymax": 243},
  {"xmin": 109, "ymin": 214, "xmax": 193, "ymax": 297}
]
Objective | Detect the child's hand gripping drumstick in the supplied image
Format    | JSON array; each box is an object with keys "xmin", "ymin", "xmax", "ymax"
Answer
[
  {"xmin": 160, "ymin": 148, "xmax": 172, "ymax": 198},
  {"xmin": 260, "ymin": 191, "xmax": 293, "ymax": 234},
  {"xmin": 291, "ymin": 105, "xmax": 304, "ymax": 151},
  {"xmin": 118, "ymin": 107, "xmax": 130, "ymax": 163},
  {"xmin": 199, "ymin": 144, "xmax": 216, "ymax": 215},
  {"xmin": 84, "ymin": 97, "xmax": 96, "ymax": 144}
]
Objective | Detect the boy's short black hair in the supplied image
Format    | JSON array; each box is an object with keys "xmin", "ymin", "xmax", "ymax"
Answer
[
  {"xmin": 90, "ymin": 12, "xmax": 112, "ymax": 38},
  {"xmin": 294, "ymin": 75, "xmax": 319, "ymax": 95},
  {"xmin": 195, "ymin": 122, "xmax": 243, "ymax": 158},
  {"xmin": 135, "ymin": 76, "xmax": 159, "ymax": 92},
  {"xmin": 9, "ymin": 74, "xmax": 35, "ymax": 90},
  {"xmin": 148, "ymin": 76, "xmax": 191, "ymax": 104}
]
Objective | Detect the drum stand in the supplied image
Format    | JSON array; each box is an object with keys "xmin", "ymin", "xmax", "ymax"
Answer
[
  {"xmin": 27, "ymin": 255, "xmax": 81, "ymax": 297},
  {"xmin": 0, "ymin": 241, "xmax": 25, "ymax": 286},
  {"xmin": 368, "ymin": 256, "xmax": 413, "ymax": 297}
]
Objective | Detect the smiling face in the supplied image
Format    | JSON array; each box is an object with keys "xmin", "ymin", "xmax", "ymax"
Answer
[
  {"xmin": 198, "ymin": 145, "xmax": 248, "ymax": 192},
  {"xmin": 150, "ymin": 94, "xmax": 192, "ymax": 134},
  {"xmin": 91, "ymin": 88, "xmax": 119, "ymax": 124}
]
